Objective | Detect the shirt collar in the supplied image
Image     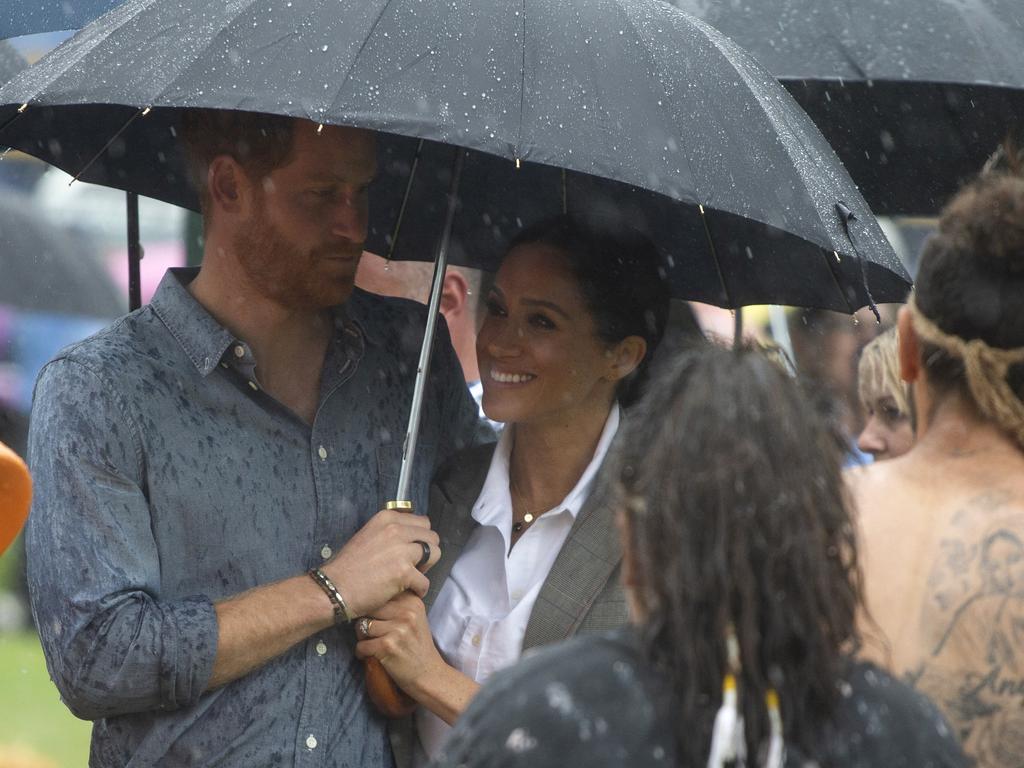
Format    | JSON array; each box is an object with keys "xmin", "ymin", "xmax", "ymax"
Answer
[
  {"xmin": 343, "ymin": 288, "xmax": 387, "ymax": 347},
  {"xmin": 471, "ymin": 404, "xmax": 621, "ymax": 528},
  {"xmin": 149, "ymin": 268, "xmax": 236, "ymax": 377},
  {"xmin": 149, "ymin": 267, "xmax": 368, "ymax": 377}
]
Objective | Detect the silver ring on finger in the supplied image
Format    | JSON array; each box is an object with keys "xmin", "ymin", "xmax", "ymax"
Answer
[
  {"xmin": 414, "ymin": 539, "xmax": 431, "ymax": 570},
  {"xmin": 358, "ymin": 617, "xmax": 373, "ymax": 639}
]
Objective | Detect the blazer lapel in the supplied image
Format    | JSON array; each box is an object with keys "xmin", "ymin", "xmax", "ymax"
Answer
[
  {"xmin": 423, "ymin": 443, "xmax": 495, "ymax": 611},
  {"xmin": 522, "ymin": 469, "xmax": 623, "ymax": 651}
]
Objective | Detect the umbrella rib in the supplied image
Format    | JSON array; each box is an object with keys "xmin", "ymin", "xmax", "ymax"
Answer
[
  {"xmin": 72, "ymin": 107, "xmax": 148, "ymax": 183},
  {"xmin": 515, "ymin": 0, "xmax": 527, "ymax": 160},
  {"xmin": 612, "ymin": 1, "xmax": 706, "ymax": 209},
  {"xmin": 699, "ymin": 205, "xmax": 734, "ymax": 308},
  {"xmin": 822, "ymin": 248, "xmax": 856, "ymax": 315},
  {"xmin": 327, "ymin": 0, "xmax": 399, "ymax": 122},
  {"xmin": 385, "ymin": 139, "xmax": 425, "ymax": 261}
]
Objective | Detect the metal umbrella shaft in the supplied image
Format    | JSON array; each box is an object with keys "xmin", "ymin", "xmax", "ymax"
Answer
[
  {"xmin": 391, "ymin": 148, "xmax": 466, "ymax": 504},
  {"xmin": 127, "ymin": 191, "xmax": 142, "ymax": 311},
  {"xmin": 366, "ymin": 148, "xmax": 466, "ymax": 720}
]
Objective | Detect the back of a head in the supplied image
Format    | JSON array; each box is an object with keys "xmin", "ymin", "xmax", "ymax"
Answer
[
  {"xmin": 616, "ymin": 345, "xmax": 860, "ymax": 765},
  {"xmin": 508, "ymin": 215, "xmax": 671, "ymax": 407},
  {"xmin": 914, "ymin": 166, "xmax": 1024, "ymax": 429}
]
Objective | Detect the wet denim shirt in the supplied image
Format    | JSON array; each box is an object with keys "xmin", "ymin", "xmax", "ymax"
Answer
[{"xmin": 25, "ymin": 268, "xmax": 483, "ymax": 768}]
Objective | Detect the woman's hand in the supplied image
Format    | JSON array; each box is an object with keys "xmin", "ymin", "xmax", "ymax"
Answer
[
  {"xmin": 355, "ymin": 592, "xmax": 480, "ymax": 724},
  {"xmin": 355, "ymin": 592, "xmax": 447, "ymax": 697}
]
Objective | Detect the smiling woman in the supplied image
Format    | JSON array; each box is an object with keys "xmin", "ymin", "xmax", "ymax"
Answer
[{"xmin": 353, "ymin": 215, "xmax": 671, "ymax": 767}]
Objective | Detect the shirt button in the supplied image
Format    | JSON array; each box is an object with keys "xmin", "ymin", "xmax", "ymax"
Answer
[
  {"xmin": 320, "ymin": 545, "xmax": 332, "ymax": 560},
  {"xmin": 248, "ymin": 381, "xmax": 259, "ymax": 391},
  {"xmin": 316, "ymin": 640, "xmax": 328, "ymax": 656},
  {"xmin": 318, "ymin": 445, "xmax": 328, "ymax": 460},
  {"xmin": 511, "ymin": 591, "xmax": 523, "ymax": 601},
  {"xmin": 471, "ymin": 634, "xmax": 481, "ymax": 647},
  {"xmin": 234, "ymin": 345, "xmax": 245, "ymax": 358},
  {"xmin": 306, "ymin": 734, "xmax": 318, "ymax": 750}
]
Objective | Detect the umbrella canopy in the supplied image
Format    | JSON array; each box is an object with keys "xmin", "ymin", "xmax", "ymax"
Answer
[
  {"xmin": 0, "ymin": 0, "xmax": 907, "ymax": 312},
  {"xmin": 0, "ymin": 1, "xmax": 123, "ymax": 39},
  {"xmin": 670, "ymin": 0, "xmax": 1024, "ymax": 215},
  {"xmin": 0, "ymin": 188, "xmax": 123, "ymax": 317}
]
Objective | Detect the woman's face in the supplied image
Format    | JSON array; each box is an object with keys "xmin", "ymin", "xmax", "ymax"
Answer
[
  {"xmin": 857, "ymin": 391, "xmax": 914, "ymax": 461},
  {"xmin": 476, "ymin": 243, "xmax": 625, "ymax": 426}
]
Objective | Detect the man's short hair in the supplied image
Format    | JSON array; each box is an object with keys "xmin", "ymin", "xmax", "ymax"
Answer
[{"xmin": 179, "ymin": 109, "xmax": 297, "ymax": 214}]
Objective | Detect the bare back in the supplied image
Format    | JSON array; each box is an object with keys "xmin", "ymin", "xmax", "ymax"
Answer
[{"xmin": 853, "ymin": 437, "xmax": 1024, "ymax": 767}]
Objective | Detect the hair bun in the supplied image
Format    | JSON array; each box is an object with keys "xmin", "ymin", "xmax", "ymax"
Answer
[{"xmin": 944, "ymin": 173, "xmax": 1024, "ymax": 278}]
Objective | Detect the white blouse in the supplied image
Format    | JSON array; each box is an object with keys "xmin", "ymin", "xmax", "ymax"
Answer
[{"xmin": 414, "ymin": 406, "xmax": 621, "ymax": 763}]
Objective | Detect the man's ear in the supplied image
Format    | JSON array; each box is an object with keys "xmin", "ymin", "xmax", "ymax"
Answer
[
  {"xmin": 439, "ymin": 270, "xmax": 470, "ymax": 320},
  {"xmin": 897, "ymin": 305, "xmax": 921, "ymax": 384},
  {"xmin": 606, "ymin": 336, "xmax": 648, "ymax": 383},
  {"xmin": 208, "ymin": 155, "xmax": 248, "ymax": 216}
]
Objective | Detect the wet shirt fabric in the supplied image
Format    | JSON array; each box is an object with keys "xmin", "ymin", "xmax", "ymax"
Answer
[
  {"xmin": 430, "ymin": 628, "xmax": 968, "ymax": 768},
  {"xmin": 25, "ymin": 268, "xmax": 482, "ymax": 768}
]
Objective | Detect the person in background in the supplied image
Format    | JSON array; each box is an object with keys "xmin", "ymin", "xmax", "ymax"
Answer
[
  {"xmin": 852, "ymin": 161, "xmax": 1024, "ymax": 768},
  {"xmin": 856, "ymin": 326, "xmax": 915, "ymax": 461},
  {"xmin": 357, "ymin": 253, "xmax": 495, "ymax": 428},
  {"xmin": 789, "ymin": 307, "xmax": 884, "ymax": 465},
  {"xmin": 354, "ymin": 215, "xmax": 670, "ymax": 766},
  {"xmin": 428, "ymin": 345, "xmax": 966, "ymax": 768}
]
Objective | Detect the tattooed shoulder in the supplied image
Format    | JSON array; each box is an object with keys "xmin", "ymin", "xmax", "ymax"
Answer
[{"xmin": 913, "ymin": 497, "xmax": 1024, "ymax": 768}]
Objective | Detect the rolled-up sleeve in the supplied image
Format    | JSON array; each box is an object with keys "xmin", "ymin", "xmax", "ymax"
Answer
[{"xmin": 25, "ymin": 357, "xmax": 219, "ymax": 721}]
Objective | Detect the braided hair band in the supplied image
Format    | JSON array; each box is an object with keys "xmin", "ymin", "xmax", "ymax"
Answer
[{"xmin": 907, "ymin": 293, "xmax": 1024, "ymax": 449}]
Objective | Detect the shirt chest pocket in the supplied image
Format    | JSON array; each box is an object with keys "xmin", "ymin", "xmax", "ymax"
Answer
[{"xmin": 375, "ymin": 443, "xmax": 436, "ymax": 515}]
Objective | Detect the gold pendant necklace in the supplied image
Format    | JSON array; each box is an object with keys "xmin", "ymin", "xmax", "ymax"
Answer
[{"xmin": 510, "ymin": 477, "xmax": 546, "ymax": 534}]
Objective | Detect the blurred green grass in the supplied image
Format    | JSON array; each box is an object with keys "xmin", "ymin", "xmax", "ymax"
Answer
[{"xmin": 0, "ymin": 538, "xmax": 91, "ymax": 767}]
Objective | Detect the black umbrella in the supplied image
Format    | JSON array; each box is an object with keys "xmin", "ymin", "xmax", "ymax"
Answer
[
  {"xmin": 0, "ymin": 0, "xmax": 909, "ymax": 718},
  {"xmin": 0, "ymin": 187, "xmax": 123, "ymax": 317},
  {"xmin": 0, "ymin": 0, "xmax": 906, "ymax": 316},
  {"xmin": 670, "ymin": 0, "xmax": 1024, "ymax": 215}
]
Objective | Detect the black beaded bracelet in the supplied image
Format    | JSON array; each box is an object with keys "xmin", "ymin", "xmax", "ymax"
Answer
[{"xmin": 308, "ymin": 568, "xmax": 352, "ymax": 624}]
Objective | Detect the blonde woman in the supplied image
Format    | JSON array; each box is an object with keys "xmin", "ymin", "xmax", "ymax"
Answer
[{"xmin": 857, "ymin": 327, "xmax": 914, "ymax": 460}]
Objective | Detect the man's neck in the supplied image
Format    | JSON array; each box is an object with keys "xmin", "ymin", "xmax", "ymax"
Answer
[
  {"xmin": 190, "ymin": 247, "xmax": 333, "ymax": 355},
  {"xmin": 914, "ymin": 391, "xmax": 1021, "ymax": 462},
  {"xmin": 189, "ymin": 245, "xmax": 334, "ymax": 424}
]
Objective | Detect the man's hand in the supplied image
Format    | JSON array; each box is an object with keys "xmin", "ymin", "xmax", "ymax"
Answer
[{"xmin": 323, "ymin": 509, "xmax": 441, "ymax": 618}]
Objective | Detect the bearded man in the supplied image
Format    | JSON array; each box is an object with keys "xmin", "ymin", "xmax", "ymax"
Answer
[{"xmin": 24, "ymin": 111, "xmax": 481, "ymax": 767}]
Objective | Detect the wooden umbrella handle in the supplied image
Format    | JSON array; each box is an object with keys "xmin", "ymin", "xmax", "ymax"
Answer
[
  {"xmin": 362, "ymin": 499, "xmax": 418, "ymax": 718},
  {"xmin": 364, "ymin": 657, "xmax": 417, "ymax": 718}
]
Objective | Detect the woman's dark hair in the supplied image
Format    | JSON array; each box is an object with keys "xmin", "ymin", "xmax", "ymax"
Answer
[
  {"xmin": 616, "ymin": 345, "xmax": 862, "ymax": 765},
  {"xmin": 507, "ymin": 215, "xmax": 671, "ymax": 407},
  {"xmin": 916, "ymin": 159, "xmax": 1024, "ymax": 404}
]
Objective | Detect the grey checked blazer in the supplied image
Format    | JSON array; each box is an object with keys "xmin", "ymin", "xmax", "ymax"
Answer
[{"xmin": 389, "ymin": 441, "xmax": 628, "ymax": 767}]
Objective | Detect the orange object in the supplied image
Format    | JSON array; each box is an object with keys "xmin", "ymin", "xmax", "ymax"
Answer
[
  {"xmin": 364, "ymin": 657, "xmax": 417, "ymax": 718},
  {"xmin": 0, "ymin": 440, "xmax": 31, "ymax": 555}
]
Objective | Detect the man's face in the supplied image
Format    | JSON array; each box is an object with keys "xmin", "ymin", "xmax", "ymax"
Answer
[{"xmin": 234, "ymin": 121, "xmax": 377, "ymax": 309}]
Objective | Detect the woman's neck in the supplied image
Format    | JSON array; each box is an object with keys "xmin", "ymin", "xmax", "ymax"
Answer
[{"xmin": 508, "ymin": 402, "xmax": 615, "ymax": 510}]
